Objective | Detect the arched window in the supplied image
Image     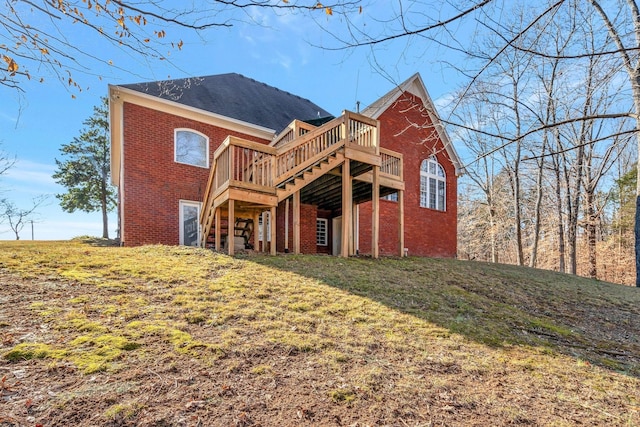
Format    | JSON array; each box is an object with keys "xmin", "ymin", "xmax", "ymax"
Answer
[
  {"xmin": 420, "ymin": 156, "xmax": 446, "ymax": 211},
  {"xmin": 175, "ymin": 129, "xmax": 209, "ymax": 168}
]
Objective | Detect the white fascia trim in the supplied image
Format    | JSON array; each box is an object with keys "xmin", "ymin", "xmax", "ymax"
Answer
[{"xmin": 109, "ymin": 85, "xmax": 123, "ymax": 187}]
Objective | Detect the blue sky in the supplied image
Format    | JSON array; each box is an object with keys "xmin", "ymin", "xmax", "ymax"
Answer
[{"xmin": 0, "ymin": 2, "xmax": 469, "ymax": 240}]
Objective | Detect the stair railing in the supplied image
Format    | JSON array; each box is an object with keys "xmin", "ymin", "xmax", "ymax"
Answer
[
  {"xmin": 271, "ymin": 119, "xmax": 316, "ymax": 148},
  {"xmin": 200, "ymin": 136, "xmax": 277, "ymax": 246},
  {"xmin": 273, "ymin": 111, "xmax": 379, "ymax": 186},
  {"xmin": 200, "ymin": 111, "xmax": 381, "ymax": 246}
]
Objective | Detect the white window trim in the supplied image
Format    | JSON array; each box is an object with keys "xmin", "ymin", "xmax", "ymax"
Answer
[
  {"xmin": 316, "ymin": 218, "xmax": 328, "ymax": 246},
  {"xmin": 420, "ymin": 156, "xmax": 446, "ymax": 211},
  {"xmin": 174, "ymin": 128, "xmax": 210, "ymax": 168},
  {"xmin": 179, "ymin": 200, "xmax": 202, "ymax": 246}
]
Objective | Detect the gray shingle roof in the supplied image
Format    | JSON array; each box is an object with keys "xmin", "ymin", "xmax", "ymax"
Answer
[{"xmin": 121, "ymin": 73, "xmax": 333, "ymax": 133}]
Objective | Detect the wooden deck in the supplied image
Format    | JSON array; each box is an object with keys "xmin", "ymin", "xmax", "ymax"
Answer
[{"xmin": 199, "ymin": 111, "xmax": 405, "ymax": 257}]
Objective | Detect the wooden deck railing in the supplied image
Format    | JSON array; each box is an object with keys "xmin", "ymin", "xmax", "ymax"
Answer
[
  {"xmin": 201, "ymin": 111, "xmax": 390, "ymax": 246},
  {"xmin": 380, "ymin": 148, "xmax": 403, "ymax": 180},
  {"xmin": 200, "ymin": 136, "xmax": 276, "ymax": 229},
  {"xmin": 203, "ymin": 111, "xmax": 381, "ymax": 212},
  {"xmin": 345, "ymin": 111, "xmax": 378, "ymax": 150}
]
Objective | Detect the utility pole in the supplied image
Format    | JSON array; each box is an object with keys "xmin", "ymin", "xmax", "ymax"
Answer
[{"xmin": 31, "ymin": 220, "xmax": 34, "ymax": 240}]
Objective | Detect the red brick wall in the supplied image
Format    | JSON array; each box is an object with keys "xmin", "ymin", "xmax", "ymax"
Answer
[
  {"xmin": 358, "ymin": 200, "xmax": 401, "ymax": 256},
  {"xmin": 275, "ymin": 201, "xmax": 319, "ymax": 254},
  {"xmin": 121, "ymin": 90, "xmax": 457, "ymax": 257},
  {"xmin": 121, "ymin": 102, "xmax": 270, "ymax": 246},
  {"xmin": 358, "ymin": 92, "xmax": 458, "ymax": 258}
]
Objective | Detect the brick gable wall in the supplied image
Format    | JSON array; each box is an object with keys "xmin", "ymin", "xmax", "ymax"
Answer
[
  {"xmin": 121, "ymin": 102, "xmax": 270, "ymax": 246},
  {"xmin": 358, "ymin": 92, "xmax": 458, "ymax": 257}
]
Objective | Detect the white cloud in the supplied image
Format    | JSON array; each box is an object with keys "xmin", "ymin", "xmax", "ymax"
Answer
[
  {"xmin": 4, "ymin": 159, "xmax": 57, "ymax": 189},
  {"xmin": 272, "ymin": 52, "xmax": 292, "ymax": 70},
  {"xmin": 434, "ymin": 92, "xmax": 456, "ymax": 112},
  {"xmin": 243, "ymin": 34, "xmax": 256, "ymax": 45},
  {"xmin": 0, "ymin": 110, "xmax": 18, "ymax": 124}
]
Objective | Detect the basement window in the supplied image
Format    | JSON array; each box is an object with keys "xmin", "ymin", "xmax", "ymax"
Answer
[
  {"xmin": 175, "ymin": 129, "xmax": 209, "ymax": 168},
  {"xmin": 316, "ymin": 218, "xmax": 328, "ymax": 246},
  {"xmin": 420, "ymin": 156, "xmax": 446, "ymax": 211},
  {"xmin": 382, "ymin": 192, "xmax": 398, "ymax": 202}
]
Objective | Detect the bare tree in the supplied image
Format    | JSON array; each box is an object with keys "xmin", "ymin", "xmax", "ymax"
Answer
[
  {"xmin": 0, "ymin": 145, "xmax": 16, "ymax": 178},
  {"xmin": 0, "ymin": 196, "xmax": 47, "ymax": 240},
  {"xmin": 450, "ymin": 91, "xmax": 497, "ymax": 261},
  {"xmin": 329, "ymin": 0, "xmax": 640, "ymax": 284},
  {"xmin": 2, "ymin": 0, "xmax": 359, "ymax": 92}
]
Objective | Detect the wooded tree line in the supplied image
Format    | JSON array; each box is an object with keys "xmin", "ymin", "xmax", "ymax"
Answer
[
  {"xmin": 4, "ymin": 0, "xmax": 640, "ymax": 283},
  {"xmin": 451, "ymin": 0, "xmax": 637, "ymax": 285}
]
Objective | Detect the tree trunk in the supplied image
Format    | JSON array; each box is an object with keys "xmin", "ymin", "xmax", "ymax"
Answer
[
  {"xmin": 634, "ymin": 83, "xmax": 640, "ymax": 287},
  {"xmin": 489, "ymin": 206, "xmax": 498, "ymax": 263},
  {"xmin": 555, "ymin": 164, "xmax": 566, "ymax": 273},
  {"xmin": 101, "ymin": 196, "xmax": 109, "ymax": 239},
  {"xmin": 101, "ymin": 178, "xmax": 109, "ymax": 239},
  {"xmin": 585, "ymin": 189, "xmax": 597, "ymax": 278},
  {"xmin": 564, "ymin": 164, "xmax": 578, "ymax": 275},
  {"xmin": 636, "ymin": 195, "xmax": 640, "ymax": 287},
  {"xmin": 529, "ymin": 141, "xmax": 546, "ymax": 268},
  {"xmin": 512, "ymin": 83, "xmax": 524, "ymax": 266},
  {"xmin": 102, "ymin": 203, "xmax": 109, "ymax": 239}
]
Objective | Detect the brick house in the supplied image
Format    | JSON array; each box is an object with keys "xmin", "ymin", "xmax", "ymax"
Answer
[{"xmin": 109, "ymin": 73, "xmax": 461, "ymax": 257}]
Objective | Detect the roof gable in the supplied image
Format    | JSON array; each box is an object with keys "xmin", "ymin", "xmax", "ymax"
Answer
[
  {"xmin": 362, "ymin": 73, "xmax": 463, "ymax": 175},
  {"xmin": 121, "ymin": 73, "xmax": 332, "ymax": 133}
]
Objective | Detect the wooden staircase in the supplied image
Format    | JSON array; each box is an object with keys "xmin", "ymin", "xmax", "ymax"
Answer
[
  {"xmin": 204, "ymin": 217, "xmax": 254, "ymax": 249},
  {"xmin": 276, "ymin": 151, "xmax": 345, "ymax": 202},
  {"xmin": 199, "ymin": 110, "xmax": 403, "ymax": 251}
]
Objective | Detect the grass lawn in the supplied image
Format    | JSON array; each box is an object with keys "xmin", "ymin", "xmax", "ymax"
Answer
[{"xmin": 0, "ymin": 240, "xmax": 639, "ymax": 426}]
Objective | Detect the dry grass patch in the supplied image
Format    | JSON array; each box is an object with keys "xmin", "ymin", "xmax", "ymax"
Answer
[{"xmin": 0, "ymin": 240, "xmax": 638, "ymax": 426}]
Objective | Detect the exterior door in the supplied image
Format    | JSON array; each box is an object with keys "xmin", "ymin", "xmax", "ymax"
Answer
[
  {"xmin": 179, "ymin": 201, "xmax": 201, "ymax": 246},
  {"xmin": 332, "ymin": 216, "xmax": 342, "ymax": 256}
]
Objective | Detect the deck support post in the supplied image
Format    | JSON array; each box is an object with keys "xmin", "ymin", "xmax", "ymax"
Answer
[
  {"xmin": 372, "ymin": 165, "xmax": 380, "ymax": 259},
  {"xmin": 341, "ymin": 160, "xmax": 351, "ymax": 258},
  {"xmin": 252, "ymin": 211, "xmax": 260, "ymax": 252},
  {"xmin": 354, "ymin": 204, "xmax": 360, "ymax": 255},
  {"xmin": 228, "ymin": 199, "xmax": 235, "ymax": 256},
  {"xmin": 350, "ymin": 202, "xmax": 357, "ymax": 256},
  {"xmin": 270, "ymin": 206, "xmax": 277, "ymax": 255},
  {"xmin": 399, "ymin": 190, "xmax": 405, "ymax": 257},
  {"xmin": 293, "ymin": 191, "xmax": 301, "ymax": 254},
  {"xmin": 214, "ymin": 207, "xmax": 221, "ymax": 251},
  {"xmin": 261, "ymin": 211, "xmax": 268, "ymax": 253},
  {"xmin": 284, "ymin": 198, "xmax": 290, "ymax": 253}
]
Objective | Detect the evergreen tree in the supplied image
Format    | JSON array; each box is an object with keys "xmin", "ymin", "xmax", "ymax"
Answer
[
  {"xmin": 612, "ymin": 168, "xmax": 637, "ymax": 240},
  {"xmin": 53, "ymin": 97, "xmax": 116, "ymax": 239}
]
